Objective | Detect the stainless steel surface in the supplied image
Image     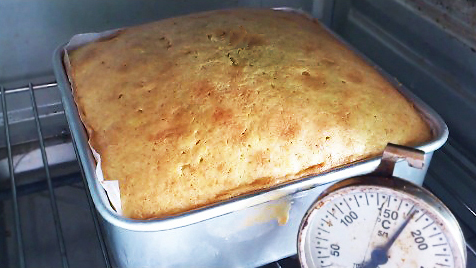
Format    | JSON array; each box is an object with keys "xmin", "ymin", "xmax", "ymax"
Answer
[
  {"xmin": 374, "ymin": 143, "xmax": 425, "ymax": 176},
  {"xmin": 328, "ymin": 0, "xmax": 476, "ymax": 260},
  {"xmin": 28, "ymin": 84, "xmax": 69, "ymax": 268},
  {"xmin": 1, "ymin": 0, "xmax": 475, "ymax": 267},
  {"xmin": 53, "ymin": 8, "xmax": 448, "ymax": 267},
  {"xmin": 73, "ymin": 148, "xmax": 112, "ymax": 268},
  {"xmin": 402, "ymin": 0, "xmax": 476, "ymax": 48},
  {"xmin": 1, "ymin": 86, "xmax": 25, "ymax": 268},
  {"xmin": 54, "ymin": 21, "xmax": 448, "ymax": 229},
  {"xmin": 332, "ymin": 0, "xmax": 476, "ymax": 156}
]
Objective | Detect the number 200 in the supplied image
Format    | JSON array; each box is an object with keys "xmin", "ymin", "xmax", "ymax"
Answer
[{"xmin": 411, "ymin": 230, "xmax": 428, "ymax": 250}]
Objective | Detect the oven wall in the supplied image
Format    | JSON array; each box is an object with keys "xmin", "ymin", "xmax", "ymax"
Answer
[
  {"xmin": 328, "ymin": 0, "xmax": 476, "ymax": 258},
  {"xmin": 0, "ymin": 0, "xmax": 315, "ymax": 88},
  {"xmin": 0, "ymin": 0, "xmax": 474, "ymax": 266}
]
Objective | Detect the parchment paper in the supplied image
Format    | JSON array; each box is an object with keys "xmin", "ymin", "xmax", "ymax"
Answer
[{"xmin": 64, "ymin": 30, "xmax": 124, "ymax": 215}]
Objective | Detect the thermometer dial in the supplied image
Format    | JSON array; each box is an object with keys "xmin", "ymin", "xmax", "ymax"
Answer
[{"xmin": 298, "ymin": 176, "xmax": 466, "ymax": 268}]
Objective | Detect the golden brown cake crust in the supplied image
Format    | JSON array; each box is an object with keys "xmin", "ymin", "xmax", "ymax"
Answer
[{"xmin": 68, "ymin": 8, "xmax": 432, "ymax": 219}]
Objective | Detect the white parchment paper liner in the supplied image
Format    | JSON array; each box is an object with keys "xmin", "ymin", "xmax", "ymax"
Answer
[{"xmin": 64, "ymin": 30, "xmax": 124, "ymax": 215}]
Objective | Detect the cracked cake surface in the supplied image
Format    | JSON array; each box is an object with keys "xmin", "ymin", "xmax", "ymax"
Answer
[{"xmin": 68, "ymin": 8, "xmax": 432, "ymax": 219}]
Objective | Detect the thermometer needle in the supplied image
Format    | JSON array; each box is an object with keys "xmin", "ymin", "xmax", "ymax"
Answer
[
  {"xmin": 362, "ymin": 210, "xmax": 417, "ymax": 268},
  {"xmin": 360, "ymin": 198, "xmax": 388, "ymax": 266}
]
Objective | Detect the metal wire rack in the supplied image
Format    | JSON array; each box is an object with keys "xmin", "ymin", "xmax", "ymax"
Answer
[
  {"xmin": 0, "ymin": 82, "xmax": 110, "ymax": 268},
  {"xmin": 0, "ymin": 82, "xmax": 475, "ymax": 267}
]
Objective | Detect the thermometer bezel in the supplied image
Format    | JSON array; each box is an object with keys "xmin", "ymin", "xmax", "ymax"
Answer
[{"xmin": 297, "ymin": 175, "xmax": 467, "ymax": 268}]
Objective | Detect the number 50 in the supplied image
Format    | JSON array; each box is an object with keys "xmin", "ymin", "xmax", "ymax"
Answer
[{"xmin": 330, "ymin": 244, "xmax": 340, "ymax": 257}]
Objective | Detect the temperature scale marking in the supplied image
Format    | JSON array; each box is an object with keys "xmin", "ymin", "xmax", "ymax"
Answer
[
  {"xmin": 430, "ymin": 232, "xmax": 442, "ymax": 238},
  {"xmin": 320, "ymin": 218, "xmax": 333, "ymax": 226},
  {"xmin": 415, "ymin": 212, "xmax": 427, "ymax": 222},
  {"xmin": 317, "ymin": 227, "xmax": 329, "ymax": 234},
  {"xmin": 397, "ymin": 199, "xmax": 403, "ymax": 211},
  {"xmin": 327, "ymin": 211, "xmax": 337, "ymax": 220},
  {"xmin": 343, "ymin": 198, "xmax": 351, "ymax": 210},
  {"xmin": 423, "ymin": 222, "xmax": 435, "ymax": 229},
  {"xmin": 354, "ymin": 195, "xmax": 360, "ymax": 207},
  {"xmin": 334, "ymin": 204, "xmax": 343, "ymax": 214},
  {"xmin": 407, "ymin": 204, "xmax": 416, "ymax": 216}
]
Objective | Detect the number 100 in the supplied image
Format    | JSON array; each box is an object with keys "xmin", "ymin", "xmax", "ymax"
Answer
[{"xmin": 340, "ymin": 211, "xmax": 358, "ymax": 226}]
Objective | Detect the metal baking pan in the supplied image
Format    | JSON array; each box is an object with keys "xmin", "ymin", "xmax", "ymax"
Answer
[{"xmin": 52, "ymin": 7, "xmax": 448, "ymax": 268}]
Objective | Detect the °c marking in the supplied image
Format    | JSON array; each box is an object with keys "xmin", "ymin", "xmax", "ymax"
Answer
[{"xmin": 382, "ymin": 219, "xmax": 391, "ymax": 229}]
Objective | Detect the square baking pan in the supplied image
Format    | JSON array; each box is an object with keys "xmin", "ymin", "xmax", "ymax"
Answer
[{"xmin": 52, "ymin": 8, "xmax": 448, "ymax": 268}]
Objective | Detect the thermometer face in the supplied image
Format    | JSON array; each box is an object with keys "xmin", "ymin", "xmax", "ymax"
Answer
[{"xmin": 298, "ymin": 176, "xmax": 466, "ymax": 268}]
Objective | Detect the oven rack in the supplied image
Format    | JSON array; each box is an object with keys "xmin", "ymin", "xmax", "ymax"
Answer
[
  {"xmin": 0, "ymin": 82, "xmax": 110, "ymax": 268},
  {"xmin": 0, "ymin": 81, "xmax": 474, "ymax": 267}
]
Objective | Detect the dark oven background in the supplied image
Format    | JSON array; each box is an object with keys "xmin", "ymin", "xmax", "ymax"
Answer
[{"xmin": 0, "ymin": 0, "xmax": 475, "ymax": 267}]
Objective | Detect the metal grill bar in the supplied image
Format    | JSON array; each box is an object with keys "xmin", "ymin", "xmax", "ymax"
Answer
[
  {"xmin": 0, "ymin": 86, "xmax": 26, "ymax": 268},
  {"xmin": 72, "ymin": 139, "xmax": 112, "ymax": 268},
  {"xmin": 469, "ymin": 243, "xmax": 476, "ymax": 258},
  {"xmin": 0, "ymin": 173, "xmax": 81, "ymax": 201},
  {"xmin": 28, "ymin": 83, "xmax": 69, "ymax": 268},
  {"xmin": 3, "ymin": 83, "xmax": 58, "ymax": 95},
  {"xmin": 1, "ymin": 81, "xmax": 111, "ymax": 267}
]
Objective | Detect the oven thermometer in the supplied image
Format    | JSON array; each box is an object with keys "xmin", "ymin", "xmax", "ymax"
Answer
[{"xmin": 297, "ymin": 144, "xmax": 467, "ymax": 268}]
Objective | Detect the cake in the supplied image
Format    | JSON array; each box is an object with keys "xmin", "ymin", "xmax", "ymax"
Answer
[{"xmin": 67, "ymin": 8, "xmax": 432, "ymax": 219}]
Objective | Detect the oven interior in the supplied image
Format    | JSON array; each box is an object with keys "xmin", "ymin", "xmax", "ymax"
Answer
[{"xmin": 1, "ymin": 0, "xmax": 475, "ymax": 267}]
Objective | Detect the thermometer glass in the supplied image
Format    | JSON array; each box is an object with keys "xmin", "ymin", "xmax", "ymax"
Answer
[{"xmin": 298, "ymin": 176, "xmax": 466, "ymax": 268}]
